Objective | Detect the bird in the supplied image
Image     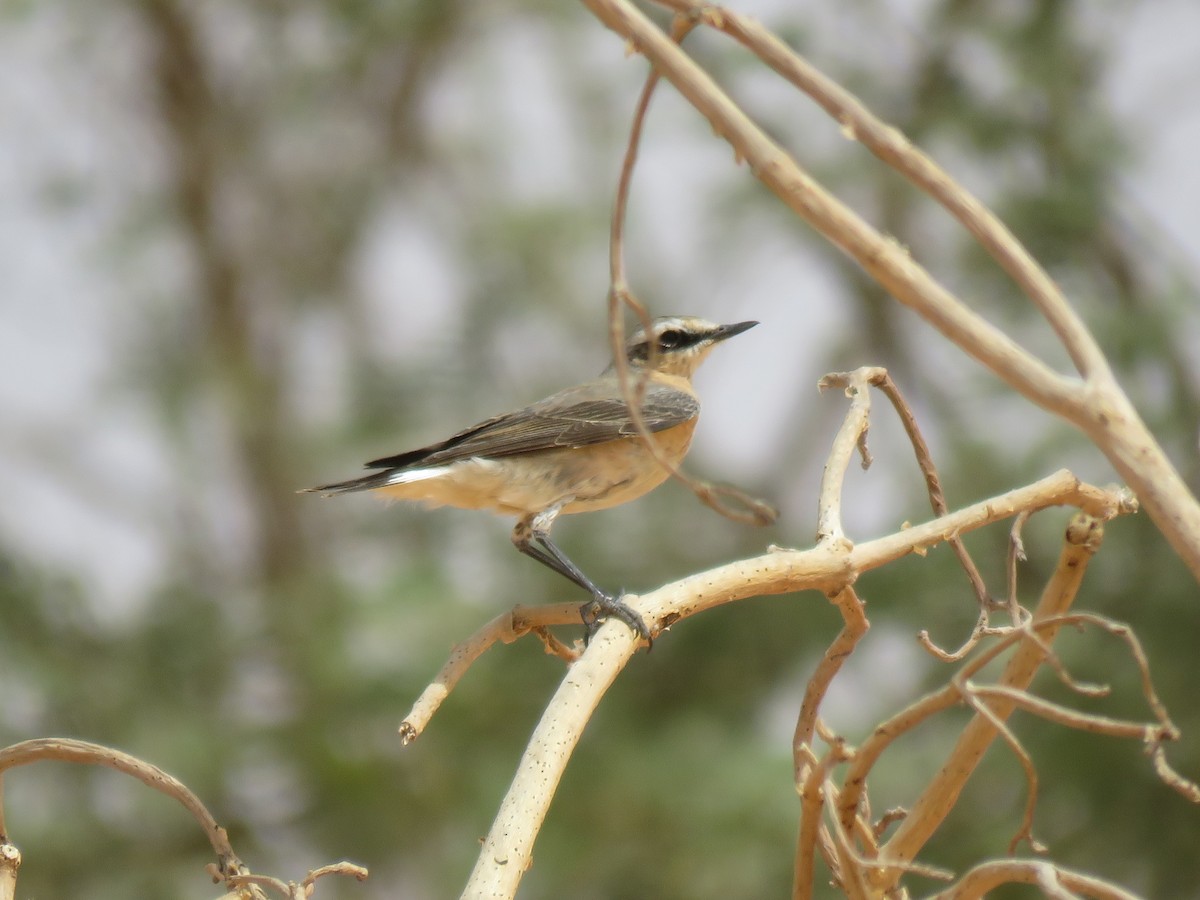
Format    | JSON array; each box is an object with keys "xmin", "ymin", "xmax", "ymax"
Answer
[{"xmin": 301, "ymin": 315, "xmax": 758, "ymax": 642}]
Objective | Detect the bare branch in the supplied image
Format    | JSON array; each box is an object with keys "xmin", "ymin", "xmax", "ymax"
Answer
[
  {"xmin": 874, "ymin": 808, "xmax": 906, "ymax": 841},
  {"xmin": 582, "ymin": 0, "xmax": 1200, "ymax": 591},
  {"xmin": 1007, "ymin": 511, "xmax": 1033, "ymax": 624},
  {"xmin": 396, "ymin": 472, "xmax": 1126, "ymax": 803},
  {"xmin": 462, "ymin": 622, "xmax": 640, "ymax": 896},
  {"xmin": 958, "ymin": 682, "xmax": 1045, "ymax": 855},
  {"xmin": 876, "ymin": 514, "xmax": 1105, "ymax": 889},
  {"xmin": 400, "ymin": 603, "xmax": 583, "ymax": 743},
  {"xmin": 582, "ymin": 0, "xmax": 1077, "ymax": 412},
  {"xmin": 1150, "ymin": 744, "xmax": 1200, "ymax": 804},
  {"xmin": 974, "ymin": 686, "xmax": 1168, "ymax": 742},
  {"xmin": 793, "ymin": 742, "xmax": 850, "ymax": 900},
  {"xmin": 603, "ymin": 16, "xmax": 775, "ymax": 528},
  {"xmin": 925, "ymin": 859, "xmax": 1142, "ymax": 900},
  {"xmin": 650, "ymin": 0, "xmax": 1110, "ymax": 382},
  {"xmin": 429, "ymin": 471, "xmax": 1130, "ymax": 875},
  {"xmin": 226, "ymin": 863, "xmax": 369, "ymax": 900},
  {"xmin": 0, "ymin": 740, "xmax": 371, "ymax": 898},
  {"xmin": 0, "ymin": 739, "xmax": 239, "ymax": 877},
  {"xmin": 916, "ymin": 610, "xmax": 992, "ymax": 662},
  {"xmin": 815, "ymin": 369, "xmax": 880, "ymax": 545},
  {"xmin": 794, "ymin": 587, "xmax": 869, "ymax": 768},
  {"xmin": 823, "ymin": 779, "xmax": 872, "ymax": 900},
  {"xmin": 875, "ymin": 373, "xmax": 992, "ymax": 609},
  {"xmin": 0, "ymin": 843, "xmax": 18, "ymax": 900}
]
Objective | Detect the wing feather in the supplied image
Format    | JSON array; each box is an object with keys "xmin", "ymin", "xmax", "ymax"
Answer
[{"xmin": 365, "ymin": 381, "xmax": 698, "ymax": 471}]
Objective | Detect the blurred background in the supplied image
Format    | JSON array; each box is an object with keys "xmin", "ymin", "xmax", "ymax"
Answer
[{"xmin": 2, "ymin": 1, "xmax": 1199, "ymax": 896}]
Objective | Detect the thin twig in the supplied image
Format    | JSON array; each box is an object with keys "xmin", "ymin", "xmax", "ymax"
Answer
[
  {"xmin": 400, "ymin": 603, "xmax": 584, "ymax": 744},
  {"xmin": 874, "ymin": 372, "xmax": 992, "ymax": 610},
  {"xmin": 604, "ymin": 15, "xmax": 775, "ymax": 528},
  {"xmin": 874, "ymin": 808, "xmax": 907, "ymax": 840},
  {"xmin": 0, "ymin": 739, "xmax": 238, "ymax": 876},
  {"xmin": 815, "ymin": 369, "xmax": 881, "ymax": 545},
  {"xmin": 916, "ymin": 609, "xmax": 1001, "ymax": 663},
  {"xmin": 957, "ymin": 681, "xmax": 1045, "ymax": 855},
  {"xmin": 1150, "ymin": 744, "xmax": 1200, "ymax": 803},
  {"xmin": 226, "ymin": 863, "xmax": 370, "ymax": 900},
  {"xmin": 1008, "ymin": 510, "xmax": 1033, "ymax": 624},
  {"xmin": 974, "ymin": 685, "xmax": 1171, "ymax": 743},
  {"xmin": 793, "ymin": 586, "xmax": 869, "ymax": 771},
  {"xmin": 823, "ymin": 778, "xmax": 954, "ymax": 891},
  {"xmin": 823, "ymin": 779, "xmax": 872, "ymax": 900}
]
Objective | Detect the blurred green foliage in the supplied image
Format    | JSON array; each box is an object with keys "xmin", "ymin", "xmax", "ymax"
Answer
[{"xmin": 2, "ymin": 0, "xmax": 1199, "ymax": 897}]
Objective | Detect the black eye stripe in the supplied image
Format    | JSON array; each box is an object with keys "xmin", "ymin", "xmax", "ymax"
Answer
[
  {"xmin": 626, "ymin": 325, "xmax": 713, "ymax": 361},
  {"xmin": 657, "ymin": 329, "xmax": 685, "ymax": 350}
]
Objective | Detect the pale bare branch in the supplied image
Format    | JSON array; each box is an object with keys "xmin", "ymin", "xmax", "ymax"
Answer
[
  {"xmin": 925, "ymin": 859, "xmax": 1142, "ymax": 900},
  {"xmin": 0, "ymin": 738, "xmax": 239, "ymax": 878},
  {"xmin": 815, "ymin": 369, "xmax": 881, "ymax": 545},
  {"xmin": 794, "ymin": 587, "xmax": 869, "ymax": 764},
  {"xmin": 582, "ymin": 0, "xmax": 1076, "ymax": 411},
  {"xmin": 650, "ymin": 0, "xmax": 1110, "ymax": 382},
  {"xmin": 0, "ymin": 843, "xmax": 18, "ymax": 900},
  {"xmin": 581, "ymin": 0, "xmax": 1200, "ymax": 591},
  {"xmin": 400, "ymin": 603, "xmax": 583, "ymax": 744},
  {"xmin": 793, "ymin": 742, "xmax": 850, "ymax": 900},
  {"xmin": 461, "ymin": 621, "xmax": 641, "ymax": 896},
  {"xmin": 876, "ymin": 514, "xmax": 1105, "ymax": 889}
]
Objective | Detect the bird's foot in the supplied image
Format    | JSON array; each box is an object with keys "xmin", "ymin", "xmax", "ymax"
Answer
[{"xmin": 580, "ymin": 592, "xmax": 651, "ymax": 647}]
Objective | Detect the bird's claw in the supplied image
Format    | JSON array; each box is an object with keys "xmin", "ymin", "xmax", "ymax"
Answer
[{"xmin": 581, "ymin": 592, "xmax": 652, "ymax": 647}]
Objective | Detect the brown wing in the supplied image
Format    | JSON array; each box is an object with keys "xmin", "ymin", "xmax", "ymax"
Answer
[{"xmin": 365, "ymin": 380, "xmax": 698, "ymax": 471}]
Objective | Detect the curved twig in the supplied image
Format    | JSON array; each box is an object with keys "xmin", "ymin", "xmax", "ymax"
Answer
[
  {"xmin": 605, "ymin": 16, "xmax": 775, "ymax": 528},
  {"xmin": 0, "ymin": 738, "xmax": 261, "ymax": 896}
]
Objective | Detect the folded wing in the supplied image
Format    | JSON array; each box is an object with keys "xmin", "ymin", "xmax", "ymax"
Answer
[{"xmin": 366, "ymin": 381, "xmax": 699, "ymax": 471}]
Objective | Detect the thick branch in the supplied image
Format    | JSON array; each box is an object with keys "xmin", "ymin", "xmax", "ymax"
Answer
[
  {"xmin": 461, "ymin": 624, "xmax": 639, "ymax": 897},
  {"xmin": 462, "ymin": 476, "xmax": 1129, "ymax": 897},
  {"xmin": 652, "ymin": 0, "xmax": 1112, "ymax": 382},
  {"xmin": 580, "ymin": 0, "xmax": 1077, "ymax": 414},
  {"xmin": 580, "ymin": 0, "xmax": 1200, "ymax": 588}
]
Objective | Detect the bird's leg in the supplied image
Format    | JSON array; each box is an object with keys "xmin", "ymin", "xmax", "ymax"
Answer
[{"xmin": 512, "ymin": 509, "xmax": 650, "ymax": 643}]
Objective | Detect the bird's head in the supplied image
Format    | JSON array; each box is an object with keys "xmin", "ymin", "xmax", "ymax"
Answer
[{"xmin": 622, "ymin": 316, "xmax": 758, "ymax": 379}]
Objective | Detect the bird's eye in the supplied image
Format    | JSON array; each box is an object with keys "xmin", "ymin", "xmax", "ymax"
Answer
[{"xmin": 657, "ymin": 329, "xmax": 687, "ymax": 351}]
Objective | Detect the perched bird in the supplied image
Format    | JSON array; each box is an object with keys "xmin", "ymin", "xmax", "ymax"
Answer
[{"xmin": 302, "ymin": 315, "xmax": 757, "ymax": 641}]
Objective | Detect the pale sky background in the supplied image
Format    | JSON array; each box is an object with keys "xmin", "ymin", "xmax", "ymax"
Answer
[{"xmin": 1, "ymin": 1, "xmax": 1198, "ymax": 615}]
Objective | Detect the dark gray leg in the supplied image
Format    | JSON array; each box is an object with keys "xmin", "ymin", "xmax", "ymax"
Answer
[{"xmin": 512, "ymin": 508, "xmax": 650, "ymax": 642}]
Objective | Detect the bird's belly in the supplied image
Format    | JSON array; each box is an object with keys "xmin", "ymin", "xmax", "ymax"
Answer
[
  {"xmin": 556, "ymin": 425, "xmax": 695, "ymax": 514},
  {"xmin": 372, "ymin": 421, "xmax": 696, "ymax": 516}
]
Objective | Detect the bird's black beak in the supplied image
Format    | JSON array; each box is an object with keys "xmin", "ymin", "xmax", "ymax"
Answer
[{"xmin": 712, "ymin": 320, "xmax": 758, "ymax": 343}]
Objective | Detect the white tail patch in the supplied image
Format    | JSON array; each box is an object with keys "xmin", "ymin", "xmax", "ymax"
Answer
[{"xmin": 385, "ymin": 466, "xmax": 452, "ymax": 486}]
